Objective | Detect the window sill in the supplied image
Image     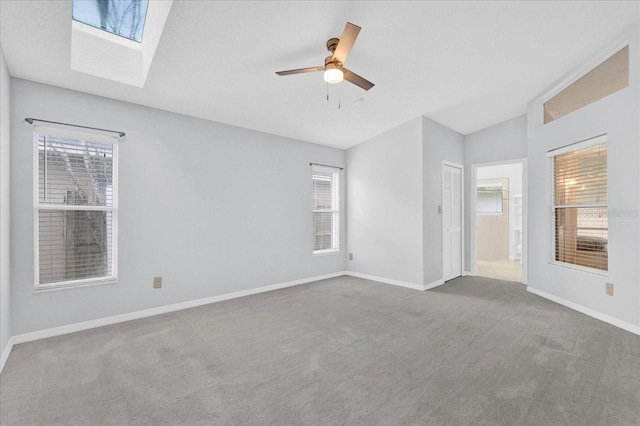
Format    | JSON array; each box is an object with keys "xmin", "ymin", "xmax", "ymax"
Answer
[
  {"xmin": 313, "ymin": 249, "xmax": 340, "ymax": 256},
  {"xmin": 34, "ymin": 277, "xmax": 118, "ymax": 294},
  {"xmin": 547, "ymin": 261, "xmax": 608, "ymax": 277}
]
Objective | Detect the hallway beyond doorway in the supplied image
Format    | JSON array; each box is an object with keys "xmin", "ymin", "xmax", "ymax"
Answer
[{"xmin": 477, "ymin": 258, "xmax": 522, "ymax": 282}]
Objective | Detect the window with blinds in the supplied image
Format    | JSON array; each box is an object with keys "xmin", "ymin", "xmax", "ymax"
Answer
[
  {"xmin": 35, "ymin": 129, "xmax": 118, "ymax": 289},
  {"xmin": 312, "ymin": 165, "xmax": 339, "ymax": 254},
  {"xmin": 550, "ymin": 136, "xmax": 607, "ymax": 272}
]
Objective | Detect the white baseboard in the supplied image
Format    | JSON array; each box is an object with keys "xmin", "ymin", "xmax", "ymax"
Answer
[
  {"xmin": 0, "ymin": 337, "xmax": 15, "ymax": 374},
  {"xmin": 463, "ymin": 271, "xmax": 473, "ymax": 276},
  {"xmin": 527, "ymin": 286, "xmax": 640, "ymax": 336},
  {"xmin": 8, "ymin": 271, "xmax": 347, "ymax": 349},
  {"xmin": 423, "ymin": 279, "xmax": 446, "ymax": 290},
  {"xmin": 345, "ymin": 271, "xmax": 424, "ymax": 291}
]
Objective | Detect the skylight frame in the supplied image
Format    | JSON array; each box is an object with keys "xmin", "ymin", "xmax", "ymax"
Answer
[{"xmin": 70, "ymin": 0, "xmax": 173, "ymax": 88}]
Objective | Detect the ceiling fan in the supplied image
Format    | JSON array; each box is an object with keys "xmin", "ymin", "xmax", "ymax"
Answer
[{"xmin": 276, "ymin": 22, "xmax": 375, "ymax": 91}]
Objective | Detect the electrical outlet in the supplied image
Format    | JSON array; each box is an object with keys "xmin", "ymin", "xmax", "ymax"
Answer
[
  {"xmin": 348, "ymin": 253, "xmax": 353, "ymax": 261},
  {"xmin": 606, "ymin": 282, "xmax": 613, "ymax": 296},
  {"xmin": 438, "ymin": 205, "xmax": 442, "ymax": 214},
  {"xmin": 153, "ymin": 277, "xmax": 162, "ymax": 289}
]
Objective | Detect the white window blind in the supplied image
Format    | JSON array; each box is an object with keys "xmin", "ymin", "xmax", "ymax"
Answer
[
  {"xmin": 551, "ymin": 136, "xmax": 607, "ymax": 272},
  {"xmin": 312, "ymin": 165, "xmax": 339, "ymax": 254},
  {"xmin": 35, "ymin": 129, "xmax": 118, "ymax": 289}
]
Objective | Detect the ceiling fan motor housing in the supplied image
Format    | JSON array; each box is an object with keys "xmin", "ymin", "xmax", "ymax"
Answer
[{"xmin": 326, "ymin": 37, "xmax": 340, "ymax": 53}]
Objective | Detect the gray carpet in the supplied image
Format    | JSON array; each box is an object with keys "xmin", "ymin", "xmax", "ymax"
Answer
[{"xmin": 1, "ymin": 275, "xmax": 639, "ymax": 425}]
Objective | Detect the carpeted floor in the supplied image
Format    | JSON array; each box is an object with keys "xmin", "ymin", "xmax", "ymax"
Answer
[{"xmin": 1, "ymin": 275, "xmax": 638, "ymax": 425}]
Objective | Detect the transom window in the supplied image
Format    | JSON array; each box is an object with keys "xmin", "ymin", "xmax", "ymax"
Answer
[
  {"xmin": 34, "ymin": 127, "xmax": 118, "ymax": 290},
  {"xmin": 543, "ymin": 45, "xmax": 628, "ymax": 124}
]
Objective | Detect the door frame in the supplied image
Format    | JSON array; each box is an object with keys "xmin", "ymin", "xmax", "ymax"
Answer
[
  {"xmin": 442, "ymin": 161, "xmax": 464, "ymax": 282},
  {"xmin": 470, "ymin": 158, "xmax": 528, "ymax": 284}
]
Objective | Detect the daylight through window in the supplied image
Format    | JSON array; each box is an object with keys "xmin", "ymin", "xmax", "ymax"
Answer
[
  {"xmin": 550, "ymin": 136, "xmax": 607, "ymax": 272},
  {"xmin": 35, "ymin": 129, "xmax": 118, "ymax": 289},
  {"xmin": 72, "ymin": 0, "xmax": 149, "ymax": 43},
  {"xmin": 312, "ymin": 165, "xmax": 340, "ymax": 254}
]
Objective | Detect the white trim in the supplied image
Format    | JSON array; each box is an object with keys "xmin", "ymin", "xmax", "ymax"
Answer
[
  {"xmin": 424, "ymin": 279, "xmax": 446, "ymax": 291},
  {"xmin": 312, "ymin": 165, "xmax": 340, "ymax": 254},
  {"xmin": 34, "ymin": 276, "xmax": 118, "ymax": 293},
  {"xmin": 9, "ymin": 272, "xmax": 346, "ymax": 347},
  {"xmin": 70, "ymin": 1, "xmax": 173, "ymax": 87},
  {"xmin": 470, "ymin": 158, "xmax": 528, "ymax": 284},
  {"xmin": 345, "ymin": 271, "xmax": 424, "ymax": 291},
  {"xmin": 547, "ymin": 260, "xmax": 608, "ymax": 278},
  {"xmin": 463, "ymin": 270, "xmax": 473, "ymax": 276},
  {"xmin": 546, "ymin": 134, "xmax": 607, "ymax": 157},
  {"xmin": 441, "ymin": 161, "xmax": 465, "ymax": 282},
  {"xmin": 33, "ymin": 130, "xmax": 119, "ymax": 291},
  {"xmin": 312, "ymin": 248, "xmax": 340, "ymax": 256},
  {"xmin": 33, "ymin": 124, "xmax": 123, "ymax": 144},
  {"xmin": 0, "ymin": 336, "xmax": 15, "ymax": 374},
  {"xmin": 527, "ymin": 286, "xmax": 640, "ymax": 336},
  {"xmin": 548, "ymin": 136, "xmax": 608, "ymax": 275}
]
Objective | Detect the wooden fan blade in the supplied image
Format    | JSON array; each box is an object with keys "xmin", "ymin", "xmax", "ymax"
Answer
[
  {"xmin": 343, "ymin": 68, "xmax": 375, "ymax": 91},
  {"xmin": 276, "ymin": 66, "xmax": 324, "ymax": 76},
  {"xmin": 332, "ymin": 22, "xmax": 361, "ymax": 64}
]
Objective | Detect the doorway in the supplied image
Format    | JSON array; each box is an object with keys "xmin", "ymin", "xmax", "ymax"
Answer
[
  {"xmin": 471, "ymin": 160, "xmax": 526, "ymax": 283},
  {"xmin": 442, "ymin": 162, "xmax": 463, "ymax": 281}
]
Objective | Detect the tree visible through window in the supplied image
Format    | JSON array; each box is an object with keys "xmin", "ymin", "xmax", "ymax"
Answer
[
  {"xmin": 35, "ymin": 130, "xmax": 118, "ymax": 289},
  {"xmin": 312, "ymin": 166, "xmax": 339, "ymax": 254},
  {"xmin": 551, "ymin": 136, "xmax": 607, "ymax": 271}
]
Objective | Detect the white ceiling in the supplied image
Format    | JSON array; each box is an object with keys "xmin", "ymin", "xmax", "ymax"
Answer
[{"xmin": 1, "ymin": 1, "xmax": 639, "ymax": 149}]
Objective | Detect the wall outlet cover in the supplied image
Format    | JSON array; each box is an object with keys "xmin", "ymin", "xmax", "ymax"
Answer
[
  {"xmin": 606, "ymin": 282, "xmax": 613, "ymax": 296},
  {"xmin": 153, "ymin": 277, "xmax": 162, "ymax": 288}
]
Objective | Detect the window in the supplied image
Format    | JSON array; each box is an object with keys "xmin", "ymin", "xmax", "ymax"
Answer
[
  {"xmin": 312, "ymin": 165, "xmax": 339, "ymax": 254},
  {"xmin": 477, "ymin": 184, "xmax": 504, "ymax": 215},
  {"xmin": 550, "ymin": 136, "xmax": 607, "ymax": 272},
  {"xmin": 72, "ymin": 0, "xmax": 149, "ymax": 43},
  {"xmin": 544, "ymin": 45, "xmax": 628, "ymax": 124},
  {"xmin": 34, "ymin": 128, "xmax": 118, "ymax": 290}
]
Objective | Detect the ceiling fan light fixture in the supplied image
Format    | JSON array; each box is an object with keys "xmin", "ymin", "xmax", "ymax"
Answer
[
  {"xmin": 324, "ymin": 68, "xmax": 344, "ymax": 84},
  {"xmin": 275, "ymin": 23, "xmax": 374, "ymax": 91}
]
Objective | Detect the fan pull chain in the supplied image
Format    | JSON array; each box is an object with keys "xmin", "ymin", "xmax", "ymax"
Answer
[{"xmin": 326, "ymin": 81, "xmax": 329, "ymax": 101}]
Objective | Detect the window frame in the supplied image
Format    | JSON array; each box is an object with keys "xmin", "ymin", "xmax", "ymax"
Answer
[
  {"xmin": 533, "ymin": 41, "xmax": 629, "ymax": 128},
  {"xmin": 547, "ymin": 134, "xmax": 608, "ymax": 276},
  {"xmin": 312, "ymin": 165, "xmax": 340, "ymax": 255},
  {"xmin": 33, "ymin": 126, "xmax": 119, "ymax": 291}
]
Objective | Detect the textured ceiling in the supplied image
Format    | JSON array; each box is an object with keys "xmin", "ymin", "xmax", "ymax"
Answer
[{"xmin": 1, "ymin": 1, "xmax": 639, "ymax": 149}]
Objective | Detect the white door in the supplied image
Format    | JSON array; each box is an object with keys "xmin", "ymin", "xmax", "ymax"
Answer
[{"xmin": 442, "ymin": 163, "xmax": 462, "ymax": 281}]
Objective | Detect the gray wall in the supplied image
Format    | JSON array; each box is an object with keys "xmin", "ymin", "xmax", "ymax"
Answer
[
  {"xmin": 464, "ymin": 115, "xmax": 527, "ymax": 272},
  {"xmin": 0, "ymin": 46, "xmax": 11, "ymax": 359},
  {"xmin": 346, "ymin": 118, "xmax": 424, "ymax": 285},
  {"xmin": 422, "ymin": 116, "xmax": 464, "ymax": 285},
  {"xmin": 10, "ymin": 79, "xmax": 346, "ymax": 335},
  {"xmin": 526, "ymin": 22, "xmax": 640, "ymax": 328}
]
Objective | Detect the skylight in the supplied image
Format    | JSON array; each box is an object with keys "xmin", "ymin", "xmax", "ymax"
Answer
[{"xmin": 72, "ymin": 0, "xmax": 149, "ymax": 43}]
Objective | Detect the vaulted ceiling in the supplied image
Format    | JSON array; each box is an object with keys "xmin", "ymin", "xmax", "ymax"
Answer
[{"xmin": 1, "ymin": 1, "xmax": 638, "ymax": 149}]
